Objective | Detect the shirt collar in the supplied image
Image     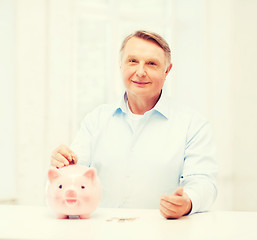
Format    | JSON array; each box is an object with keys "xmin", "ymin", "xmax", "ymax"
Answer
[
  {"xmin": 113, "ymin": 90, "xmax": 171, "ymax": 119},
  {"xmin": 153, "ymin": 90, "xmax": 171, "ymax": 119},
  {"xmin": 112, "ymin": 93, "xmax": 128, "ymax": 116}
]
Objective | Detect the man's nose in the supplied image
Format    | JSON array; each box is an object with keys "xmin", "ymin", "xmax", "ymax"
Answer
[{"xmin": 136, "ymin": 64, "xmax": 146, "ymax": 77}]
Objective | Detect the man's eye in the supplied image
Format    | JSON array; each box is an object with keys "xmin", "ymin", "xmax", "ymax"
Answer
[
  {"xmin": 129, "ymin": 59, "xmax": 137, "ymax": 63},
  {"xmin": 59, "ymin": 185, "xmax": 62, "ymax": 189},
  {"xmin": 81, "ymin": 185, "xmax": 85, "ymax": 189},
  {"xmin": 148, "ymin": 62, "xmax": 156, "ymax": 65}
]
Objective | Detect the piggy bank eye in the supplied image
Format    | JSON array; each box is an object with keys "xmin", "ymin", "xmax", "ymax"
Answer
[
  {"xmin": 81, "ymin": 185, "xmax": 85, "ymax": 189},
  {"xmin": 59, "ymin": 185, "xmax": 62, "ymax": 189}
]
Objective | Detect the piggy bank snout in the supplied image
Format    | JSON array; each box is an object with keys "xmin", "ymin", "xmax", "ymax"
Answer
[{"xmin": 65, "ymin": 189, "xmax": 77, "ymax": 198}]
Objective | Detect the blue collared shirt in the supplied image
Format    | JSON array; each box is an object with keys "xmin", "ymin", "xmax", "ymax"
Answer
[{"xmin": 71, "ymin": 92, "xmax": 218, "ymax": 213}]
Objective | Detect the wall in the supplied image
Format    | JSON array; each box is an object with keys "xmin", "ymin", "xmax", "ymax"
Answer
[
  {"xmin": 230, "ymin": 0, "xmax": 257, "ymax": 210},
  {"xmin": 1, "ymin": 0, "xmax": 257, "ymax": 210},
  {"xmin": 0, "ymin": 0, "xmax": 16, "ymax": 201},
  {"xmin": 15, "ymin": 0, "xmax": 48, "ymax": 204}
]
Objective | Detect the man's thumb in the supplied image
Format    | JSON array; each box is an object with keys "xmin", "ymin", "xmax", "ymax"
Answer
[{"xmin": 175, "ymin": 187, "xmax": 184, "ymax": 196}]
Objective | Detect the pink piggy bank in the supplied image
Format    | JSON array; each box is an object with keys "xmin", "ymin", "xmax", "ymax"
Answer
[{"xmin": 47, "ymin": 165, "xmax": 101, "ymax": 219}]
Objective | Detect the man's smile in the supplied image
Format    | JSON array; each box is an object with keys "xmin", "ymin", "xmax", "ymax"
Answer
[{"xmin": 131, "ymin": 80, "xmax": 150, "ymax": 85}]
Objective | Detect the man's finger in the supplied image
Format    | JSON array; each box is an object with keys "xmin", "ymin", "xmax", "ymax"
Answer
[
  {"xmin": 160, "ymin": 204, "xmax": 179, "ymax": 219},
  {"xmin": 174, "ymin": 187, "xmax": 184, "ymax": 196},
  {"xmin": 57, "ymin": 148, "xmax": 73, "ymax": 161},
  {"xmin": 52, "ymin": 153, "xmax": 69, "ymax": 165},
  {"xmin": 54, "ymin": 145, "xmax": 78, "ymax": 163},
  {"xmin": 70, "ymin": 153, "xmax": 78, "ymax": 164},
  {"xmin": 161, "ymin": 195, "xmax": 184, "ymax": 206},
  {"xmin": 51, "ymin": 159, "xmax": 64, "ymax": 168},
  {"xmin": 160, "ymin": 199, "xmax": 179, "ymax": 211}
]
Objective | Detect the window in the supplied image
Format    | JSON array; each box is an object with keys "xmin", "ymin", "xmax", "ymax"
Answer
[{"xmin": 73, "ymin": 0, "xmax": 173, "ymax": 127}]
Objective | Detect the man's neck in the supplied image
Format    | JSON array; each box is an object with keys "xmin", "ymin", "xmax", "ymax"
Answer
[{"xmin": 127, "ymin": 92, "xmax": 161, "ymax": 115}]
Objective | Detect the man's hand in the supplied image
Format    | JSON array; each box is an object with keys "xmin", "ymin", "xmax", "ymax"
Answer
[
  {"xmin": 50, "ymin": 144, "xmax": 78, "ymax": 168},
  {"xmin": 160, "ymin": 187, "xmax": 192, "ymax": 219}
]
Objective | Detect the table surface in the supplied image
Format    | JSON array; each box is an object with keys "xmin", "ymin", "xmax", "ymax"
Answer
[{"xmin": 1, "ymin": 205, "xmax": 257, "ymax": 240}]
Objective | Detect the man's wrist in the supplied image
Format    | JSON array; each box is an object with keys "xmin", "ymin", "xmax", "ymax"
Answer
[{"xmin": 183, "ymin": 193, "xmax": 192, "ymax": 216}]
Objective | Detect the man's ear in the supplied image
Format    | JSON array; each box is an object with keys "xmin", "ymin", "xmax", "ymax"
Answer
[
  {"xmin": 48, "ymin": 167, "xmax": 60, "ymax": 183},
  {"xmin": 165, "ymin": 63, "xmax": 172, "ymax": 76}
]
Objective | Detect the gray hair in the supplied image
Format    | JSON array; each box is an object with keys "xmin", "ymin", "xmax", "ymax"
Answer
[{"xmin": 120, "ymin": 30, "xmax": 171, "ymax": 64}]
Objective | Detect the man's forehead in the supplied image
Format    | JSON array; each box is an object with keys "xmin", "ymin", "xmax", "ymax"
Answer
[{"xmin": 123, "ymin": 37, "xmax": 166, "ymax": 57}]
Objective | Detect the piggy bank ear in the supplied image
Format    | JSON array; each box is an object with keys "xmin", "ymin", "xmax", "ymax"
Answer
[
  {"xmin": 84, "ymin": 168, "xmax": 96, "ymax": 181},
  {"xmin": 48, "ymin": 167, "xmax": 60, "ymax": 183}
]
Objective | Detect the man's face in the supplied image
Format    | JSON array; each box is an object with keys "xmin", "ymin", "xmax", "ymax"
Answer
[{"xmin": 120, "ymin": 37, "xmax": 172, "ymax": 100}]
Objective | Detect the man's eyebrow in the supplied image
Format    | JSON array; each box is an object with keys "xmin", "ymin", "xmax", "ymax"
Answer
[
  {"xmin": 126, "ymin": 55, "xmax": 137, "ymax": 59},
  {"xmin": 146, "ymin": 58, "xmax": 161, "ymax": 63},
  {"xmin": 126, "ymin": 55, "xmax": 161, "ymax": 63}
]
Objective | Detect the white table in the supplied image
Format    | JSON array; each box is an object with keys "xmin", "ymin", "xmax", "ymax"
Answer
[{"xmin": 1, "ymin": 205, "xmax": 257, "ymax": 240}]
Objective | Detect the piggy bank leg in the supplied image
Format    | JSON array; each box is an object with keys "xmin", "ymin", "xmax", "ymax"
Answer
[
  {"xmin": 79, "ymin": 214, "xmax": 90, "ymax": 219},
  {"xmin": 57, "ymin": 214, "xmax": 68, "ymax": 219}
]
